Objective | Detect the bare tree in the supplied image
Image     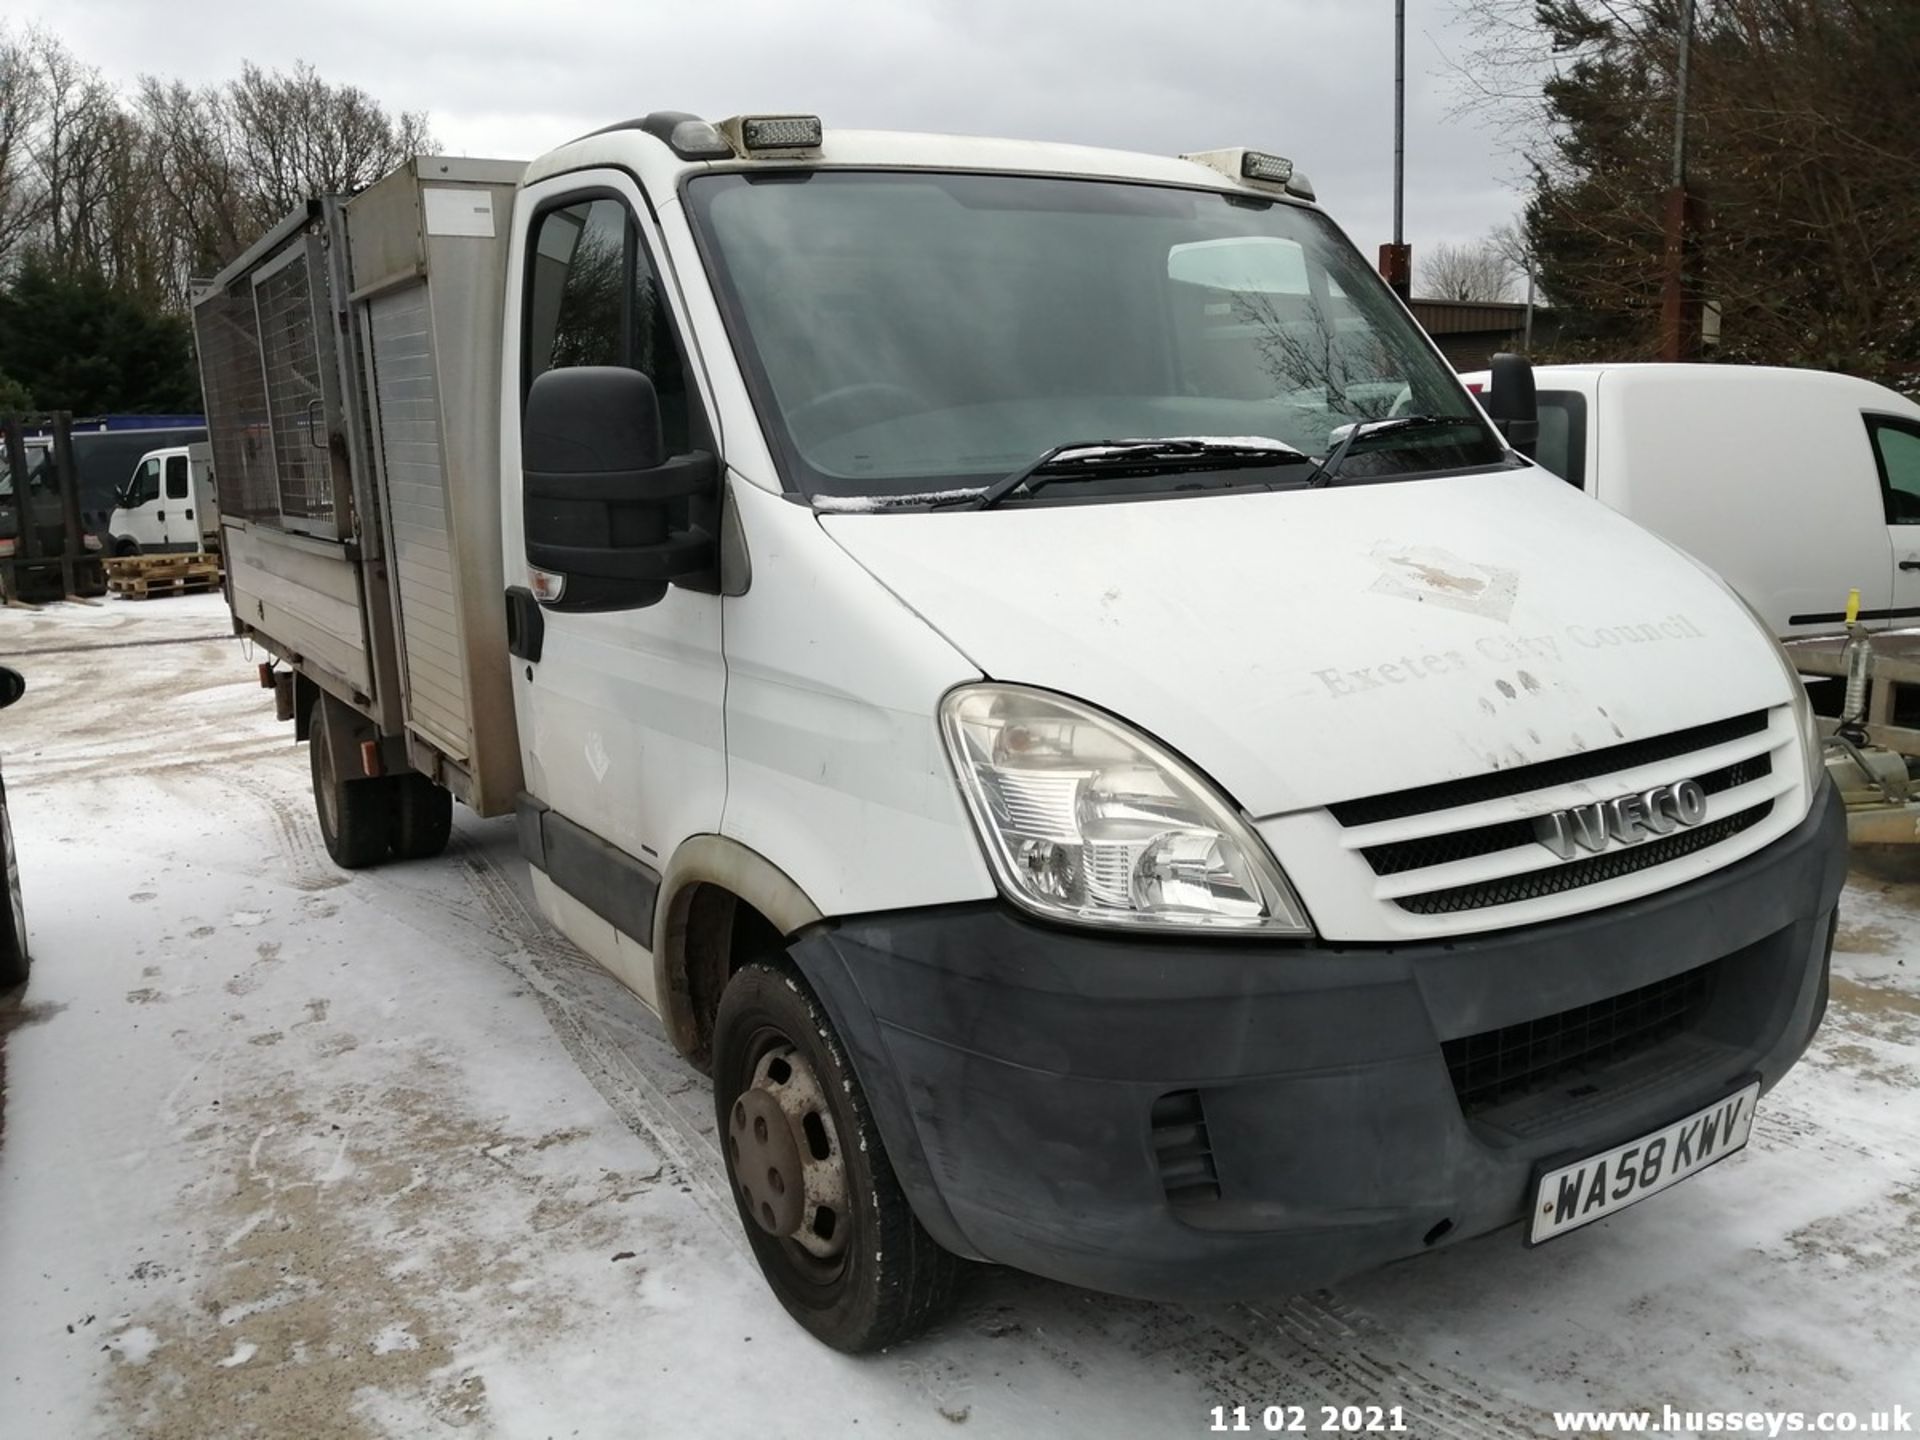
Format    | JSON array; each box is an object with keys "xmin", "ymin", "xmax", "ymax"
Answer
[
  {"xmin": 1419, "ymin": 234, "xmax": 1520, "ymax": 302},
  {"xmin": 0, "ymin": 30, "xmax": 47, "ymax": 268},
  {"xmin": 0, "ymin": 36, "xmax": 435, "ymax": 304}
]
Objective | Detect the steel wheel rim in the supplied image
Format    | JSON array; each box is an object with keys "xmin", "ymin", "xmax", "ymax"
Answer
[
  {"xmin": 730, "ymin": 1024, "xmax": 852, "ymax": 1285},
  {"xmin": 313, "ymin": 712, "xmax": 340, "ymax": 838}
]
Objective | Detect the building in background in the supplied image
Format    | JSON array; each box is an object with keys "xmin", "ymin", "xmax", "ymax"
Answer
[{"xmin": 1410, "ymin": 299, "xmax": 1558, "ymax": 370}]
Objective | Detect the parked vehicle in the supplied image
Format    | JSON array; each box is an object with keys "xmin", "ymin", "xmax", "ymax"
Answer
[
  {"xmin": 0, "ymin": 664, "xmax": 27, "ymax": 987},
  {"xmin": 193, "ymin": 120, "xmax": 1846, "ymax": 1352},
  {"xmin": 107, "ymin": 443, "xmax": 219, "ymax": 555},
  {"xmin": 1460, "ymin": 363, "xmax": 1920, "ymax": 636},
  {"xmin": 0, "ymin": 414, "xmax": 107, "ymax": 603},
  {"xmin": 69, "ymin": 424, "xmax": 208, "ymax": 539}
]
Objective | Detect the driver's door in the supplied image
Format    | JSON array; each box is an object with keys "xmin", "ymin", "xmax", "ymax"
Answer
[
  {"xmin": 503, "ymin": 170, "xmax": 727, "ymax": 996},
  {"xmin": 1867, "ymin": 415, "xmax": 1920, "ymax": 622},
  {"xmin": 122, "ymin": 459, "xmax": 164, "ymax": 549}
]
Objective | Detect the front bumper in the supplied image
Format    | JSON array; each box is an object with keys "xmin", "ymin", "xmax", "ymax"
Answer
[{"xmin": 789, "ymin": 783, "xmax": 1847, "ymax": 1303}]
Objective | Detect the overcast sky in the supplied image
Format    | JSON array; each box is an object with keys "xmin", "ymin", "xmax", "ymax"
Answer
[{"xmin": 16, "ymin": 0, "xmax": 1524, "ymax": 260}]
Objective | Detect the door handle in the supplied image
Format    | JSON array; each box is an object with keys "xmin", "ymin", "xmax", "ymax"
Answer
[
  {"xmin": 1901, "ymin": 559, "xmax": 1920, "ymax": 571},
  {"xmin": 156, "ymin": 511, "xmax": 166, "ymax": 521}
]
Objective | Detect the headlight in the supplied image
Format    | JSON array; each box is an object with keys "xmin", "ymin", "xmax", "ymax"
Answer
[{"xmin": 940, "ymin": 684, "xmax": 1312, "ymax": 935}]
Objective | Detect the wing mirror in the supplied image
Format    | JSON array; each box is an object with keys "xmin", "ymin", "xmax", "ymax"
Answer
[
  {"xmin": 0, "ymin": 666, "xmax": 24, "ymax": 710},
  {"xmin": 520, "ymin": 367, "xmax": 718, "ymax": 612},
  {"xmin": 1485, "ymin": 352, "xmax": 1540, "ymax": 460}
]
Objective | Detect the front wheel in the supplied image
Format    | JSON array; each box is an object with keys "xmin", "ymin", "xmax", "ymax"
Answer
[
  {"xmin": 713, "ymin": 959, "xmax": 961, "ymax": 1352},
  {"xmin": 0, "ymin": 781, "xmax": 28, "ymax": 988}
]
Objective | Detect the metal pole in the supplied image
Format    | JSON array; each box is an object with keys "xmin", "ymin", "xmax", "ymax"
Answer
[
  {"xmin": 1659, "ymin": 0, "xmax": 1701, "ymax": 362},
  {"xmin": 1671, "ymin": 0, "xmax": 1695, "ymax": 189},
  {"xmin": 1394, "ymin": 0, "xmax": 1406, "ymax": 247},
  {"xmin": 1523, "ymin": 262, "xmax": 1537, "ymax": 352}
]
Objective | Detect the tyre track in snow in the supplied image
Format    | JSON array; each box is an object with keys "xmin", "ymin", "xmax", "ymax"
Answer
[
  {"xmin": 155, "ymin": 748, "xmax": 1710, "ymax": 1434},
  {"xmin": 439, "ymin": 830, "xmax": 743, "ymax": 1248},
  {"xmin": 430, "ymin": 843, "xmax": 1557, "ymax": 1436}
]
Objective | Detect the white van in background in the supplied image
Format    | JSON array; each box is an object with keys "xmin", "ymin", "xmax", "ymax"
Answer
[
  {"xmin": 107, "ymin": 443, "xmax": 218, "ymax": 556},
  {"xmin": 1461, "ymin": 363, "xmax": 1920, "ymax": 636}
]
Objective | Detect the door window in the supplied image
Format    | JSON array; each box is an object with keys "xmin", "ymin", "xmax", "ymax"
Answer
[
  {"xmin": 1534, "ymin": 392, "xmax": 1588, "ymax": 489},
  {"xmin": 165, "ymin": 456, "xmax": 189, "ymax": 500},
  {"xmin": 524, "ymin": 195, "xmax": 692, "ymax": 455},
  {"xmin": 1867, "ymin": 417, "xmax": 1920, "ymax": 524},
  {"xmin": 128, "ymin": 459, "xmax": 161, "ymax": 507}
]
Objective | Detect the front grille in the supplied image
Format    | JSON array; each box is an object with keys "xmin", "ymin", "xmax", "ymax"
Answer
[
  {"xmin": 1443, "ymin": 962, "xmax": 1718, "ymax": 1115},
  {"xmin": 1363, "ymin": 753, "xmax": 1772, "ymax": 877},
  {"xmin": 1330, "ymin": 711, "xmax": 1768, "ymax": 827},
  {"xmin": 1397, "ymin": 802, "xmax": 1771, "ymax": 915},
  {"xmin": 1149, "ymin": 1090, "xmax": 1221, "ymax": 1207}
]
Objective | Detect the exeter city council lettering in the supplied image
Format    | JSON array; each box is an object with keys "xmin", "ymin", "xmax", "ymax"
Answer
[{"xmin": 1314, "ymin": 613, "xmax": 1707, "ymax": 700}]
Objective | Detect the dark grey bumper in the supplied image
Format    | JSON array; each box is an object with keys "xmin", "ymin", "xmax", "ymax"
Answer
[{"xmin": 789, "ymin": 783, "xmax": 1848, "ymax": 1302}]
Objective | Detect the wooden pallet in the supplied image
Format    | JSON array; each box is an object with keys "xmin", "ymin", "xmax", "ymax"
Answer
[
  {"xmin": 108, "ymin": 571, "xmax": 224, "ymax": 601},
  {"xmin": 107, "ymin": 577, "xmax": 222, "ymax": 599},
  {"xmin": 104, "ymin": 552, "xmax": 222, "ymax": 581}
]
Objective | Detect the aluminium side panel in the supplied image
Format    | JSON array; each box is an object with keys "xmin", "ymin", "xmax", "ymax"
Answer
[
  {"xmin": 192, "ymin": 207, "xmax": 385, "ymax": 724},
  {"xmin": 366, "ymin": 284, "xmax": 472, "ymax": 758},
  {"xmin": 348, "ymin": 158, "xmax": 527, "ymax": 815}
]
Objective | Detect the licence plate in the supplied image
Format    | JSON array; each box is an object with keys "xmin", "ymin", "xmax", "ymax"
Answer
[{"xmin": 1527, "ymin": 1080, "xmax": 1761, "ymax": 1245}]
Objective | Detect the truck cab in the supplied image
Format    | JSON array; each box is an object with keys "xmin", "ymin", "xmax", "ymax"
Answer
[
  {"xmin": 107, "ymin": 443, "xmax": 218, "ymax": 556},
  {"xmin": 194, "ymin": 118, "xmax": 1846, "ymax": 1355}
]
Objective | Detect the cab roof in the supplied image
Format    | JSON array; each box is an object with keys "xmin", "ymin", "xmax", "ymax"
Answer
[{"xmin": 522, "ymin": 118, "xmax": 1317, "ymax": 209}]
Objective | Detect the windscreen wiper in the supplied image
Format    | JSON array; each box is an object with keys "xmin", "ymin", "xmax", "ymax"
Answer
[
  {"xmin": 963, "ymin": 437, "xmax": 1310, "ymax": 511},
  {"xmin": 1304, "ymin": 415, "xmax": 1468, "ymax": 488}
]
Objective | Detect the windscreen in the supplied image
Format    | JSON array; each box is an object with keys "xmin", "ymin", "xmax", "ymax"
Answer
[
  {"xmin": 685, "ymin": 171, "xmax": 1502, "ymax": 503},
  {"xmin": 0, "ymin": 444, "xmax": 50, "ymax": 501}
]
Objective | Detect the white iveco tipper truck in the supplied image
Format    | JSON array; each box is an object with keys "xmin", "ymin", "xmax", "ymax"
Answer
[{"xmin": 192, "ymin": 115, "xmax": 1846, "ymax": 1352}]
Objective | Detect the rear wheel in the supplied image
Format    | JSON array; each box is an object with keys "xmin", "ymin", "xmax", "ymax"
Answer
[
  {"xmin": 308, "ymin": 696, "xmax": 393, "ymax": 870},
  {"xmin": 713, "ymin": 959, "xmax": 960, "ymax": 1352},
  {"xmin": 0, "ymin": 780, "xmax": 28, "ymax": 988},
  {"xmin": 388, "ymin": 773, "xmax": 453, "ymax": 861}
]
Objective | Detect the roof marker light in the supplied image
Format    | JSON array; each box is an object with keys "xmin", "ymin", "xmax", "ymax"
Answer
[
  {"xmin": 666, "ymin": 119, "xmax": 734, "ymax": 160},
  {"xmin": 723, "ymin": 114, "xmax": 824, "ymax": 155},
  {"xmin": 1240, "ymin": 150, "xmax": 1295, "ymax": 185},
  {"xmin": 1180, "ymin": 147, "xmax": 1313, "ymax": 200}
]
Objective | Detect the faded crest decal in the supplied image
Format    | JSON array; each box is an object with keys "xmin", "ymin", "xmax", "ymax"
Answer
[{"xmin": 1368, "ymin": 543, "xmax": 1518, "ymax": 623}]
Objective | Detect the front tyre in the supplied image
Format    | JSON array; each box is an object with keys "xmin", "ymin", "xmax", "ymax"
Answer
[{"xmin": 713, "ymin": 959, "xmax": 960, "ymax": 1352}]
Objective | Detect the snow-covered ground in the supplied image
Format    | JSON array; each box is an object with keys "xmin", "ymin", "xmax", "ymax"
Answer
[{"xmin": 0, "ymin": 593, "xmax": 1916, "ymax": 1438}]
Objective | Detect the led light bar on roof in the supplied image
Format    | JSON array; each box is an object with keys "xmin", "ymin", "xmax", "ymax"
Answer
[
  {"xmin": 718, "ymin": 114, "xmax": 824, "ymax": 156},
  {"xmin": 1239, "ymin": 150, "xmax": 1294, "ymax": 185},
  {"xmin": 1179, "ymin": 146, "xmax": 1314, "ymax": 200}
]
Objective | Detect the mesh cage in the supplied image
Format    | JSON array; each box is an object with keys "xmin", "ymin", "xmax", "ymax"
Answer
[
  {"xmin": 253, "ymin": 250, "xmax": 337, "ymax": 524},
  {"xmin": 194, "ymin": 285, "xmax": 279, "ymax": 522}
]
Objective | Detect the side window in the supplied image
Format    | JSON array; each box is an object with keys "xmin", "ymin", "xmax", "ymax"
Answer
[
  {"xmin": 129, "ymin": 458, "xmax": 162, "ymax": 506},
  {"xmin": 165, "ymin": 455, "xmax": 189, "ymax": 500},
  {"xmin": 1867, "ymin": 417, "xmax": 1920, "ymax": 524},
  {"xmin": 1534, "ymin": 392, "xmax": 1588, "ymax": 489},
  {"xmin": 525, "ymin": 195, "xmax": 692, "ymax": 455}
]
